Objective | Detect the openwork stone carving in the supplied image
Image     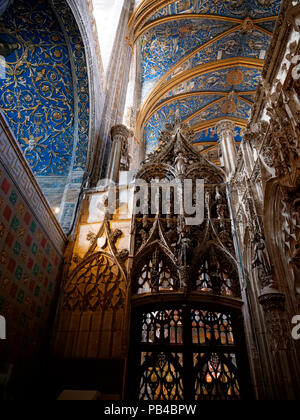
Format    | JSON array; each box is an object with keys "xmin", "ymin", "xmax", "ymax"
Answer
[
  {"xmin": 132, "ymin": 118, "xmax": 241, "ymax": 299},
  {"xmin": 64, "ymin": 252, "xmax": 126, "ymax": 311}
]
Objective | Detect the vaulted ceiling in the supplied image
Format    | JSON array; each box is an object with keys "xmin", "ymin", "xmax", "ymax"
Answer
[
  {"xmin": 128, "ymin": 0, "xmax": 282, "ymax": 161},
  {"xmin": 0, "ymin": 0, "xmax": 89, "ymax": 178}
]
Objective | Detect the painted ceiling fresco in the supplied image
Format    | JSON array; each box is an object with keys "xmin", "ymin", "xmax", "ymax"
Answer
[
  {"xmin": 149, "ymin": 0, "xmax": 281, "ymax": 20},
  {"xmin": 0, "ymin": 0, "xmax": 89, "ymax": 177},
  {"xmin": 129, "ymin": 0, "xmax": 282, "ymax": 156}
]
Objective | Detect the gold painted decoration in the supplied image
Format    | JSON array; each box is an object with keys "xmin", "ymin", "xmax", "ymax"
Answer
[
  {"xmin": 227, "ymin": 69, "xmax": 244, "ymax": 86},
  {"xmin": 222, "ymin": 100, "xmax": 237, "ymax": 114}
]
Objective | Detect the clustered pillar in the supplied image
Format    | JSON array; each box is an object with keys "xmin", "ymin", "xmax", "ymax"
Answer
[{"xmin": 216, "ymin": 120, "xmax": 237, "ymax": 176}]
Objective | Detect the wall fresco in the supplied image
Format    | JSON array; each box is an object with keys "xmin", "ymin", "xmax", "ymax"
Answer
[{"xmin": 148, "ymin": 0, "xmax": 281, "ymax": 22}]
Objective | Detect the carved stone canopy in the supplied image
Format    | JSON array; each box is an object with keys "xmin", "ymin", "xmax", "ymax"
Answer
[{"xmin": 140, "ymin": 120, "xmax": 224, "ymax": 182}]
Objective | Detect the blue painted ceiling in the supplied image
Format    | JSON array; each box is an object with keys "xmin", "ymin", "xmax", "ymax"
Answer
[
  {"xmin": 149, "ymin": 0, "xmax": 281, "ymax": 20},
  {"xmin": 0, "ymin": 0, "xmax": 89, "ymax": 177},
  {"xmin": 133, "ymin": 0, "xmax": 282, "ymax": 157}
]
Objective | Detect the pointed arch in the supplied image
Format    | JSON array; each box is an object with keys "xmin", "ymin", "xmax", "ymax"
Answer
[
  {"xmin": 193, "ymin": 241, "xmax": 241, "ymax": 298},
  {"xmin": 132, "ymin": 242, "xmax": 180, "ymax": 295}
]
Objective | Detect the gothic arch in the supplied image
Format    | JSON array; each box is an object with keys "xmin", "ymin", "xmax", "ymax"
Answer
[
  {"xmin": 186, "ymin": 162, "xmax": 225, "ymax": 184},
  {"xmin": 0, "ymin": 0, "xmax": 100, "ymax": 231},
  {"xmin": 192, "ymin": 240, "xmax": 241, "ymax": 299},
  {"xmin": 136, "ymin": 162, "xmax": 177, "ymax": 182},
  {"xmin": 132, "ymin": 242, "xmax": 180, "ymax": 295},
  {"xmin": 0, "ymin": 0, "xmax": 90, "ymax": 176}
]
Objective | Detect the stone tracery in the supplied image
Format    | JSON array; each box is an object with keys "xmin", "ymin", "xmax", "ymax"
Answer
[{"xmin": 131, "ymin": 117, "xmax": 241, "ymax": 301}]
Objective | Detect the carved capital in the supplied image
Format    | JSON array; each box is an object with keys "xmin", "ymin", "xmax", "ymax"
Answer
[
  {"xmin": 258, "ymin": 284, "xmax": 286, "ymax": 312},
  {"xmin": 216, "ymin": 120, "xmax": 235, "ymax": 138},
  {"xmin": 111, "ymin": 124, "xmax": 132, "ymax": 142}
]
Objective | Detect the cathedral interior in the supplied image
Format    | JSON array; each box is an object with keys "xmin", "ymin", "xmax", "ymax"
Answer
[{"xmin": 0, "ymin": 0, "xmax": 300, "ymax": 401}]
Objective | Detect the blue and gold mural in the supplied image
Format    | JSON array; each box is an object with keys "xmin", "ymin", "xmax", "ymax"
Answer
[
  {"xmin": 149, "ymin": 0, "xmax": 281, "ymax": 21},
  {"xmin": 145, "ymin": 93, "xmax": 225, "ymax": 152},
  {"xmin": 0, "ymin": 0, "xmax": 89, "ymax": 177},
  {"xmin": 194, "ymin": 126, "xmax": 243, "ymax": 145},
  {"xmin": 130, "ymin": 0, "xmax": 282, "ymax": 156},
  {"xmin": 141, "ymin": 19, "xmax": 237, "ymax": 98}
]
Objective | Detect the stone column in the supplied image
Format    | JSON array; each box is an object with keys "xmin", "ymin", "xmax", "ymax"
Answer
[
  {"xmin": 89, "ymin": 0, "xmax": 136, "ymax": 186},
  {"xmin": 107, "ymin": 124, "xmax": 131, "ymax": 183},
  {"xmin": 216, "ymin": 120, "xmax": 237, "ymax": 176},
  {"xmin": 258, "ymin": 283, "xmax": 300, "ymax": 399}
]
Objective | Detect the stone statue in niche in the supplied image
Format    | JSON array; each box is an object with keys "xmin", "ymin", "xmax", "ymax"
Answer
[
  {"xmin": 177, "ymin": 226, "xmax": 191, "ymax": 267},
  {"xmin": 216, "ymin": 190, "xmax": 227, "ymax": 230},
  {"xmin": 175, "ymin": 152, "xmax": 188, "ymax": 176},
  {"xmin": 139, "ymin": 229, "xmax": 148, "ymax": 246},
  {"xmin": 120, "ymin": 137, "xmax": 130, "ymax": 171},
  {"xmin": 252, "ymin": 234, "xmax": 272, "ymax": 286}
]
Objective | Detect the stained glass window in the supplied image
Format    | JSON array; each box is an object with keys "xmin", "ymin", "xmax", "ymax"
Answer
[
  {"xmin": 194, "ymin": 352, "xmax": 240, "ymax": 400},
  {"xmin": 141, "ymin": 309, "xmax": 183, "ymax": 345}
]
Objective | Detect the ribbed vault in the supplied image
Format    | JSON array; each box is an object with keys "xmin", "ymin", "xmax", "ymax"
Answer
[{"xmin": 128, "ymin": 0, "xmax": 282, "ymax": 162}]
